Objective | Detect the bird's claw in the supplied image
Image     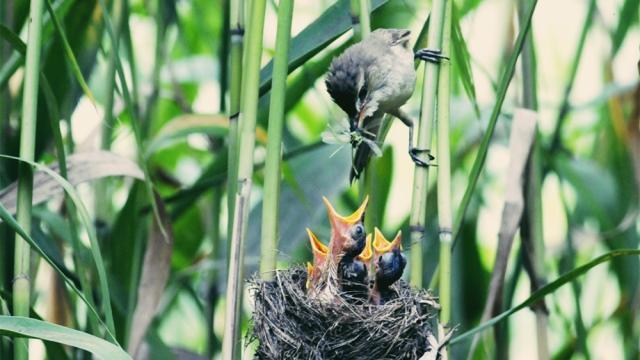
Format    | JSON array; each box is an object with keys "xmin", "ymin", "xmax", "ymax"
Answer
[
  {"xmin": 409, "ymin": 148, "xmax": 435, "ymax": 167},
  {"xmin": 415, "ymin": 48, "xmax": 449, "ymax": 63}
]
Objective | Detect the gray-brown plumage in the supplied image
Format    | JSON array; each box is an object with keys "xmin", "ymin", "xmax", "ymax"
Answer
[{"xmin": 325, "ymin": 28, "xmax": 445, "ymax": 181}]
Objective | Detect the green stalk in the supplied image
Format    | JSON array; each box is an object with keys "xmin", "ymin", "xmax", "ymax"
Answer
[
  {"xmin": 358, "ymin": 0, "xmax": 371, "ymax": 37},
  {"xmin": 226, "ymin": 0, "xmax": 245, "ymax": 248},
  {"xmin": 349, "ymin": 0, "xmax": 362, "ymax": 41},
  {"xmin": 437, "ymin": 0, "xmax": 453, "ymax": 325},
  {"xmin": 409, "ymin": 0, "xmax": 447, "ymax": 287},
  {"xmin": 549, "ymin": 0, "xmax": 596, "ymax": 152},
  {"xmin": 259, "ymin": 0, "xmax": 295, "ymax": 278},
  {"xmin": 97, "ymin": 0, "xmax": 124, "ymax": 221},
  {"xmin": 206, "ymin": 186, "xmax": 223, "ymax": 358},
  {"xmin": 13, "ymin": 0, "xmax": 45, "ymax": 358},
  {"xmin": 222, "ymin": 0, "xmax": 267, "ymax": 357},
  {"xmin": 517, "ymin": 0, "xmax": 549, "ymax": 358}
]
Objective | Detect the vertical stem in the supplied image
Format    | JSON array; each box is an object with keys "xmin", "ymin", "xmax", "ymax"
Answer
[
  {"xmin": 409, "ymin": 0, "xmax": 446, "ymax": 287},
  {"xmin": 13, "ymin": 0, "xmax": 45, "ymax": 358},
  {"xmin": 518, "ymin": 0, "xmax": 549, "ymax": 358},
  {"xmin": 222, "ymin": 0, "xmax": 266, "ymax": 357},
  {"xmin": 437, "ymin": 0, "xmax": 453, "ymax": 325},
  {"xmin": 358, "ymin": 0, "xmax": 371, "ymax": 37},
  {"xmin": 206, "ymin": 185, "xmax": 223, "ymax": 358},
  {"xmin": 259, "ymin": 0, "xmax": 295, "ymax": 278},
  {"xmin": 350, "ymin": 0, "xmax": 362, "ymax": 41},
  {"xmin": 97, "ymin": 0, "xmax": 124, "ymax": 221},
  {"xmin": 226, "ymin": 0, "xmax": 245, "ymax": 249}
]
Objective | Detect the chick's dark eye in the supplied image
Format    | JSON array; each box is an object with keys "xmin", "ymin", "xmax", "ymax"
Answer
[{"xmin": 352, "ymin": 224, "xmax": 364, "ymax": 238}]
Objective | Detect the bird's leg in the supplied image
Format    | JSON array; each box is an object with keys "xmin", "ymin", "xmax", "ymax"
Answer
[
  {"xmin": 390, "ymin": 109, "xmax": 434, "ymax": 167},
  {"xmin": 415, "ymin": 48, "xmax": 448, "ymax": 63}
]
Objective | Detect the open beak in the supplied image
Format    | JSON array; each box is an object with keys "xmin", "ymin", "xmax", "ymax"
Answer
[
  {"xmin": 307, "ymin": 228, "xmax": 328, "ymax": 289},
  {"xmin": 373, "ymin": 228, "xmax": 402, "ymax": 258},
  {"xmin": 357, "ymin": 234, "xmax": 373, "ymax": 263},
  {"xmin": 307, "ymin": 228, "xmax": 328, "ymax": 268},
  {"xmin": 323, "ymin": 196, "xmax": 369, "ymax": 257}
]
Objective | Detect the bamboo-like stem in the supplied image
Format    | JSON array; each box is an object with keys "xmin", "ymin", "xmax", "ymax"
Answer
[
  {"xmin": 437, "ymin": 0, "xmax": 453, "ymax": 326},
  {"xmin": 206, "ymin": 185, "xmax": 223, "ymax": 358},
  {"xmin": 226, "ymin": 0, "xmax": 245, "ymax": 247},
  {"xmin": 259, "ymin": 0, "xmax": 295, "ymax": 278},
  {"xmin": 222, "ymin": 0, "xmax": 267, "ymax": 357},
  {"xmin": 358, "ymin": 0, "xmax": 371, "ymax": 37},
  {"xmin": 13, "ymin": 0, "xmax": 45, "ymax": 358},
  {"xmin": 517, "ymin": 0, "xmax": 549, "ymax": 358},
  {"xmin": 349, "ymin": 0, "xmax": 362, "ymax": 41},
  {"xmin": 409, "ymin": 0, "xmax": 447, "ymax": 287}
]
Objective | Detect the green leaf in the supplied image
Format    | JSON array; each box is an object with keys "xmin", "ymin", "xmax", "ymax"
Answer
[
  {"xmin": 451, "ymin": 249, "xmax": 640, "ymax": 345},
  {"xmin": 145, "ymin": 114, "xmax": 230, "ymax": 158},
  {"xmin": 452, "ymin": 3, "xmax": 480, "ymax": 119},
  {"xmin": 0, "ymin": 154, "xmax": 118, "ymax": 340},
  {"xmin": 0, "ymin": 201, "xmax": 115, "ymax": 343},
  {"xmin": 44, "ymin": 0, "xmax": 97, "ymax": 105},
  {"xmin": 612, "ymin": 0, "xmax": 640, "ymax": 55},
  {"xmin": 0, "ymin": 316, "xmax": 130, "ymax": 360},
  {"xmin": 452, "ymin": 0, "xmax": 539, "ymax": 248}
]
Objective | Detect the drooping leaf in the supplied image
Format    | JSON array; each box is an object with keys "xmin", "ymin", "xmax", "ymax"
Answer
[
  {"xmin": 0, "ymin": 151, "xmax": 144, "ymax": 217},
  {"xmin": 451, "ymin": 249, "xmax": 640, "ymax": 345},
  {"xmin": 128, "ymin": 193, "xmax": 173, "ymax": 358},
  {"xmin": 0, "ymin": 316, "xmax": 130, "ymax": 360},
  {"xmin": 612, "ymin": 0, "xmax": 640, "ymax": 55}
]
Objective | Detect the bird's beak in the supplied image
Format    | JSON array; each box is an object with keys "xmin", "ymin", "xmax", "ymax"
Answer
[
  {"xmin": 323, "ymin": 196, "xmax": 369, "ymax": 257},
  {"xmin": 373, "ymin": 228, "xmax": 403, "ymax": 257},
  {"xmin": 306, "ymin": 262, "xmax": 315, "ymax": 289},
  {"xmin": 357, "ymin": 234, "xmax": 373, "ymax": 263},
  {"xmin": 307, "ymin": 228, "xmax": 328, "ymax": 268}
]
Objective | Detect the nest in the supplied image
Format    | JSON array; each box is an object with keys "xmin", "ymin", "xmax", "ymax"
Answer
[{"xmin": 248, "ymin": 267, "xmax": 445, "ymax": 360}]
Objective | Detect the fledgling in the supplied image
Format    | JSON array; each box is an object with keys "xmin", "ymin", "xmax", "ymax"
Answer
[
  {"xmin": 325, "ymin": 28, "xmax": 445, "ymax": 181},
  {"xmin": 305, "ymin": 228, "xmax": 328, "ymax": 290},
  {"xmin": 338, "ymin": 235, "xmax": 372, "ymax": 299},
  {"xmin": 370, "ymin": 228, "xmax": 406, "ymax": 305},
  {"xmin": 308, "ymin": 196, "xmax": 369, "ymax": 301}
]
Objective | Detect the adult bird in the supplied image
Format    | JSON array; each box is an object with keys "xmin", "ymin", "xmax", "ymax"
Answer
[
  {"xmin": 370, "ymin": 228, "xmax": 406, "ymax": 305},
  {"xmin": 325, "ymin": 28, "xmax": 445, "ymax": 181}
]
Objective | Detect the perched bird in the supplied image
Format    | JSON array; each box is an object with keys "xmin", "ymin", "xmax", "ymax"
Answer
[
  {"xmin": 306, "ymin": 228, "xmax": 328, "ymax": 290},
  {"xmin": 325, "ymin": 28, "xmax": 445, "ymax": 181},
  {"xmin": 338, "ymin": 235, "xmax": 372, "ymax": 298},
  {"xmin": 370, "ymin": 228, "xmax": 406, "ymax": 305}
]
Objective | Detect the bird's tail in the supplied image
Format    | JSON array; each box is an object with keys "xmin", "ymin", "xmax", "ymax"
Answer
[{"xmin": 349, "ymin": 113, "xmax": 383, "ymax": 182}]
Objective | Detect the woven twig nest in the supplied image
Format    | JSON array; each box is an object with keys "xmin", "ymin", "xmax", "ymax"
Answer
[{"xmin": 248, "ymin": 267, "xmax": 445, "ymax": 360}]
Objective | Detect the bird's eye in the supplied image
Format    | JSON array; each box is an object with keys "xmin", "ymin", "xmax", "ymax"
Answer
[{"xmin": 351, "ymin": 224, "xmax": 365, "ymax": 239}]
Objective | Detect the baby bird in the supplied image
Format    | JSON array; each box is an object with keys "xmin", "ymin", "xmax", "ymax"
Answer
[
  {"xmin": 325, "ymin": 28, "xmax": 445, "ymax": 181},
  {"xmin": 370, "ymin": 228, "xmax": 406, "ymax": 305},
  {"xmin": 338, "ymin": 235, "xmax": 372, "ymax": 299}
]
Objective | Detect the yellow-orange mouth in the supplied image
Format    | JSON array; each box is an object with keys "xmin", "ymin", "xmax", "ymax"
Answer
[
  {"xmin": 357, "ymin": 235, "xmax": 373, "ymax": 262},
  {"xmin": 373, "ymin": 228, "xmax": 402, "ymax": 255},
  {"xmin": 322, "ymin": 196, "xmax": 369, "ymax": 225}
]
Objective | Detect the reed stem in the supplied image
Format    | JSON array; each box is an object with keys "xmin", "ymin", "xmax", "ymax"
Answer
[
  {"xmin": 259, "ymin": 0, "xmax": 295, "ymax": 278},
  {"xmin": 13, "ymin": 0, "xmax": 45, "ymax": 358},
  {"xmin": 437, "ymin": 0, "xmax": 453, "ymax": 326},
  {"xmin": 222, "ymin": 0, "xmax": 267, "ymax": 356},
  {"xmin": 409, "ymin": 0, "xmax": 447, "ymax": 287},
  {"xmin": 226, "ymin": 0, "xmax": 245, "ymax": 248}
]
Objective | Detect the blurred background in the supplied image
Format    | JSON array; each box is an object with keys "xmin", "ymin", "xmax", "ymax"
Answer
[{"xmin": 0, "ymin": 0, "xmax": 639, "ymax": 358}]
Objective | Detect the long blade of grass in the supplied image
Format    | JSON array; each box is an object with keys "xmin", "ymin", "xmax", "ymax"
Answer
[
  {"xmin": 44, "ymin": 0, "xmax": 97, "ymax": 105},
  {"xmin": 451, "ymin": 249, "xmax": 640, "ymax": 345},
  {"xmin": 0, "ymin": 316, "xmax": 130, "ymax": 360},
  {"xmin": 451, "ymin": 3, "xmax": 480, "ymax": 119},
  {"xmin": 0, "ymin": 201, "xmax": 117, "ymax": 343},
  {"xmin": 0, "ymin": 155, "xmax": 118, "ymax": 340},
  {"xmin": 612, "ymin": 0, "xmax": 639, "ymax": 55},
  {"xmin": 451, "ymin": 0, "xmax": 538, "ymax": 249}
]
